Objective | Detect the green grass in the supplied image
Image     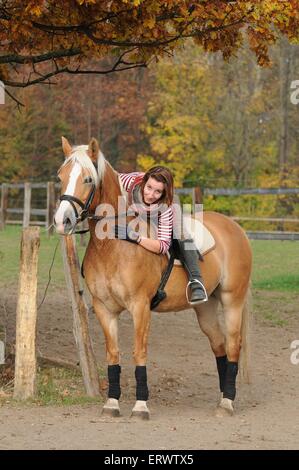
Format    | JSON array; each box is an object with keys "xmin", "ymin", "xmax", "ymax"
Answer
[
  {"xmin": 0, "ymin": 225, "xmax": 86, "ymax": 288},
  {"xmin": 0, "ymin": 226, "xmax": 298, "ymax": 293},
  {"xmin": 250, "ymin": 240, "xmax": 299, "ymax": 292},
  {"xmin": 35, "ymin": 366, "xmax": 103, "ymax": 406}
]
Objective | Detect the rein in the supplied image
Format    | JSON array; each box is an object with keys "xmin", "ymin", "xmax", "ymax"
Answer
[{"xmin": 73, "ymin": 212, "xmax": 130, "ymax": 235}]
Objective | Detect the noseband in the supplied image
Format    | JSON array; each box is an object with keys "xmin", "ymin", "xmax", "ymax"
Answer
[{"xmin": 59, "ymin": 182, "xmax": 96, "ymax": 224}]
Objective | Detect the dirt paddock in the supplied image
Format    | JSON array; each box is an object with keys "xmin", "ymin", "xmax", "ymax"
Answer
[{"xmin": 0, "ymin": 287, "xmax": 298, "ymax": 450}]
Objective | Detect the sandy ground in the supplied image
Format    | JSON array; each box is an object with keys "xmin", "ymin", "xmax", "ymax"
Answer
[{"xmin": 0, "ymin": 287, "xmax": 298, "ymax": 450}]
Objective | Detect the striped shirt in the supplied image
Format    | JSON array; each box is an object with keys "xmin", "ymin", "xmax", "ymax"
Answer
[{"xmin": 119, "ymin": 172, "xmax": 173, "ymax": 254}]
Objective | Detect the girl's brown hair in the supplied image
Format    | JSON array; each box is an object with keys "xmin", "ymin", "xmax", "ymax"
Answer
[{"xmin": 141, "ymin": 166, "xmax": 174, "ymax": 206}]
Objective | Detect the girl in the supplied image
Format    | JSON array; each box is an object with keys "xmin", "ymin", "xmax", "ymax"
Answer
[{"xmin": 118, "ymin": 166, "xmax": 208, "ymax": 304}]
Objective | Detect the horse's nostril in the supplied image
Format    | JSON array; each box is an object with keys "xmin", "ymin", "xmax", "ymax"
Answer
[{"xmin": 64, "ymin": 217, "xmax": 72, "ymax": 227}]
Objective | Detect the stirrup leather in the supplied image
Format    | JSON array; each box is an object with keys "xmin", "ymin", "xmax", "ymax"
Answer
[{"xmin": 186, "ymin": 279, "xmax": 208, "ymax": 304}]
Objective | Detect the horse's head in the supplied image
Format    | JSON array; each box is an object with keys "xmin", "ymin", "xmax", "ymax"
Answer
[{"xmin": 54, "ymin": 136, "xmax": 105, "ymax": 235}]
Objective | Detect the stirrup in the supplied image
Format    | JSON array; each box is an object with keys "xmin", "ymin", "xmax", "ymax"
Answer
[{"xmin": 186, "ymin": 279, "xmax": 208, "ymax": 305}]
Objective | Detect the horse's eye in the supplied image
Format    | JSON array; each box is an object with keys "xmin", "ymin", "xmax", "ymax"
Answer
[{"xmin": 84, "ymin": 176, "xmax": 93, "ymax": 184}]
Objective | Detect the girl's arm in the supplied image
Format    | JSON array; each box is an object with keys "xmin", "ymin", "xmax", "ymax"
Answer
[
  {"xmin": 138, "ymin": 238, "xmax": 161, "ymax": 254},
  {"xmin": 138, "ymin": 206, "xmax": 173, "ymax": 255}
]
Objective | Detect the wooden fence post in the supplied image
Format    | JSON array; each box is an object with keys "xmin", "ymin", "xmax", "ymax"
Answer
[
  {"xmin": 13, "ymin": 226, "xmax": 40, "ymax": 399},
  {"xmin": 0, "ymin": 183, "xmax": 8, "ymax": 230},
  {"xmin": 80, "ymin": 219, "xmax": 89, "ymax": 246},
  {"xmin": 61, "ymin": 235, "xmax": 100, "ymax": 396},
  {"xmin": 192, "ymin": 186, "xmax": 203, "ymax": 215},
  {"xmin": 0, "ymin": 324, "xmax": 5, "ymax": 365},
  {"xmin": 46, "ymin": 181, "xmax": 56, "ymax": 236},
  {"xmin": 23, "ymin": 182, "xmax": 31, "ymax": 228}
]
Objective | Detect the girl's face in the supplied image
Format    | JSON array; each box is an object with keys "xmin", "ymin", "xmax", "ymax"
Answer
[{"xmin": 143, "ymin": 176, "xmax": 165, "ymax": 205}]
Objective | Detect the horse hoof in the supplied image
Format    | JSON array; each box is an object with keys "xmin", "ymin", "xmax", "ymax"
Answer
[
  {"xmin": 215, "ymin": 398, "xmax": 234, "ymax": 417},
  {"xmin": 131, "ymin": 400, "xmax": 150, "ymax": 420},
  {"xmin": 102, "ymin": 398, "xmax": 120, "ymax": 417},
  {"xmin": 131, "ymin": 410, "xmax": 150, "ymax": 420},
  {"xmin": 102, "ymin": 407, "xmax": 120, "ymax": 418}
]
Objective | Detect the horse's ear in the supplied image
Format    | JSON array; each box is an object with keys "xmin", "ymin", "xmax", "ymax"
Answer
[
  {"xmin": 88, "ymin": 138, "xmax": 100, "ymax": 162},
  {"xmin": 61, "ymin": 136, "xmax": 72, "ymax": 158}
]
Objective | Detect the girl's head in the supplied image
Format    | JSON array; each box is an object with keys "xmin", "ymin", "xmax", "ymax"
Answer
[{"xmin": 141, "ymin": 166, "xmax": 174, "ymax": 206}]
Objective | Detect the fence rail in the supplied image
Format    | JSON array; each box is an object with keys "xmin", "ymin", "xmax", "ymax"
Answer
[
  {"xmin": 204, "ymin": 187, "xmax": 299, "ymax": 196},
  {"xmin": 7, "ymin": 208, "xmax": 47, "ymax": 216},
  {"xmin": 246, "ymin": 231, "xmax": 299, "ymax": 240},
  {"xmin": 231, "ymin": 216, "xmax": 299, "ymax": 223}
]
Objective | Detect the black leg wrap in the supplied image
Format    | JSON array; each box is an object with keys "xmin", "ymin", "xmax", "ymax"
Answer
[
  {"xmin": 108, "ymin": 364, "xmax": 121, "ymax": 399},
  {"xmin": 135, "ymin": 366, "xmax": 149, "ymax": 401},
  {"xmin": 216, "ymin": 355, "xmax": 227, "ymax": 393},
  {"xmin": 223, "ymin": 361, "xmax": 238, "ymax": 401}
]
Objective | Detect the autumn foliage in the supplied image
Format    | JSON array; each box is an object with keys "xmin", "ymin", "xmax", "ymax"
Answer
[{"xmin": 1, "ymin": 0, "xmax": 299, "ymax": 94}]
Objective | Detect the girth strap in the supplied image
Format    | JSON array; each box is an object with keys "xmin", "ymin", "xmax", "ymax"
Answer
[{"xmin": 150, "ymin": 250, "xmax": 175, "ymax": 310}]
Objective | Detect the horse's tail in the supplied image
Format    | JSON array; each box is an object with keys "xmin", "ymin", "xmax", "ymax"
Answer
[{"xmin": 240, "ymin": 285, "xmax": 251, "ymax": 384}]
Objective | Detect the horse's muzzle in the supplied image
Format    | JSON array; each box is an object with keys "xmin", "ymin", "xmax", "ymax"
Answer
[{"xmin": 54, "ymin": 215, "xmax": 74, "ymax": 235}]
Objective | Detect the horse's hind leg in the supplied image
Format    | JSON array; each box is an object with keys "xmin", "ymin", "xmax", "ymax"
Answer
[
  {"xmin": 194, "ymin": 296, "xmax": 227, "ymax": 405},
  {"xmin": 216, "ymin": 290, "xmax": 248, "ymax": 417},
  {"xmin": 130, "ymin": 300, "xmax": 151, "ymax": 420},
  {"xmin": 93, "ymin": 298, "xmax": 121, "ymax": 417}
]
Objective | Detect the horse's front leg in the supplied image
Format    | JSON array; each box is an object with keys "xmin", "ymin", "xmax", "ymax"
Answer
[
  {"xmin": 130, "ymin": 300, "xmax": 151, "ymax": 420},
  {"xmin": 93, "ymin": 298, "xmax": 121, "ymax": 417}
]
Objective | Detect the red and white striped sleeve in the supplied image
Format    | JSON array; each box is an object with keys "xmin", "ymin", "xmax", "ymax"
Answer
[
  {"xmin": 158, "ymin": 206, "xmax": 173, "ymax": 254},
  {"xmin": 118, "ymin": 172, "xmax": 143, "ymax": 192}
]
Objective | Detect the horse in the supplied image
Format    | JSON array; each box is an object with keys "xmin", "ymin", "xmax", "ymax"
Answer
[{"xmin": 54, "ymin": 136, "xmax": 252, "ymax": 419}]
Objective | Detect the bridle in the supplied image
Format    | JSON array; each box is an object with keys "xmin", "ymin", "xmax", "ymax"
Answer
[{"xmin": 58, "ymin": 160, "xmax": 104, "ymax": 232}]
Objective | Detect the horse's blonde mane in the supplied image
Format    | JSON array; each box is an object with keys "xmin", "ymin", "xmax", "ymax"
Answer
[{"xmin": 60, "ymin": 145, "xmax": 106, "ymax": 186}]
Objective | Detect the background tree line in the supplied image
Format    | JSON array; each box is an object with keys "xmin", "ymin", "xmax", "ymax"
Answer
[{"xmin": 1, "ymin": 39, "xmax": 299, "ymax": 189}]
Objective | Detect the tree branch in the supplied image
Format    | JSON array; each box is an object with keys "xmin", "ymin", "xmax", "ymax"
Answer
[
  {"xmin": 4, "ymin": 87, "xmax": 24, "ymax": 108},
  {"xmin": 2, "ymin": 51, "xmax": 147, "ymax": 88},
  {"xmin": 0, "ymin": 48, "xmax": 82, "ymax": 65},
  {"xmin": 186, "ymin": 11, "xmax": 254, "ymax": 40}
]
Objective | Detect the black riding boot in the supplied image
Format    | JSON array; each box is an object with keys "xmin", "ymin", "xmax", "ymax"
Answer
[{"xmin": 177, "ymin": 239, "xmax": 208, "ymax": 305}]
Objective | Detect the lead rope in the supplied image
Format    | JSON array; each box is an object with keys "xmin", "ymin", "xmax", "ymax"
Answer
[
  {"xmin": 37, "ymin": 238, "xmax": 60, "ymax": 310},
  {"xmin": 37, "ymin": 211, "xmax": 131, "ymax": 308}
]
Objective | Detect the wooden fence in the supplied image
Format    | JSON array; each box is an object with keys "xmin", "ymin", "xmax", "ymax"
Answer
[
  {"xmin": 0, "ymin": 182, "xmax": 56, "ymax": 234},
  {"xmin": 1, "ymin": 182, "xmax": 299, "ymax": 240},
  {"xmin": 176, "ymin": 186, "xmax": 299, "ymax": 240}
]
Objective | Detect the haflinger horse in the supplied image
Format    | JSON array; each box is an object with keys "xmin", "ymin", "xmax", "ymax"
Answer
[{"xmin": 54, "ymin": 136, "xmax": 252, "ymax": 419}]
